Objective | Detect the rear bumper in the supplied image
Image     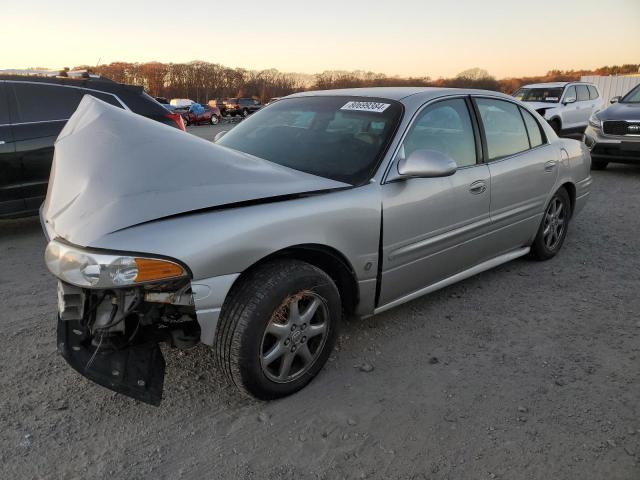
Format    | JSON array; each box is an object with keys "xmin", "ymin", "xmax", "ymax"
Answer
[{"xmin": 584, "ymin": 126, "xmax": 640, "ymax": 163}]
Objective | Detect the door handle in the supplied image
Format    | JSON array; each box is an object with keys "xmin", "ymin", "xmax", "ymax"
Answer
[
  {"xmin": 544, "ymin": 160, "xmax": 557, "ymax": 172},
  {"xmin": 469, "ymin": 180, "xmax": 487, "ymax": 194}
]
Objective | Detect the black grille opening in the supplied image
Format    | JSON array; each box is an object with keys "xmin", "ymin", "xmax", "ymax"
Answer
[{"xmin": 603, "ymin": 120, "xmax": 640, "ymax": 136}]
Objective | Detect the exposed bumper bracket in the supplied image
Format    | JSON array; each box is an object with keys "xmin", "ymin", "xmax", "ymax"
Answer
[{"xmin": 57, "ymin": 317, "xmax": 166, "ymax": 406}]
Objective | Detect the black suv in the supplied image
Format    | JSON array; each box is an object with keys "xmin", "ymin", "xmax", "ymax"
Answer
[
  {"xmin": 0, "ymin": 72, "xmax": 186, "ymax": 218},
  {"xmin": 222, "ymin": 97, "xmax": 262, "ymax": 117}
]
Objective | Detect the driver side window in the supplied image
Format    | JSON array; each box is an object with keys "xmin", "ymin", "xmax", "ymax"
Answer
[
  {"xmin": 402, "ymin": 98, "xmax": 477, "ymax": 168},
  {"xmin": 563, "ymin": 85, "xmax": 576, "ymax": 103}
]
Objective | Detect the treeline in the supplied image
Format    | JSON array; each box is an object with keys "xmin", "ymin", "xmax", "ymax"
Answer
[
  {"xmin": 77, "ymin": 61, "xmax": 307, "ymax": 103},
  {"xmin": 74, "ymin": 61, "xmax": 640, "ymax": 102}
]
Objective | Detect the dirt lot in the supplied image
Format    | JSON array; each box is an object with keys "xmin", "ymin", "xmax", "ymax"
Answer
[{"xmin": 1, "ymin": 159, "xmax": 639, "ymax": 480}]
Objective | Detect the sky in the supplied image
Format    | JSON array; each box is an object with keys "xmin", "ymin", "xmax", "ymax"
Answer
[{"xmin": 2, "ymin": 0, "xmax": 639, "ymax": 79}]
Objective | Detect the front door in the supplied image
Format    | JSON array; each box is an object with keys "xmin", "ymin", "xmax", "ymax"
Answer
[
  {"xmin": 379, "ymin": 97, "xmax": 492, "ymax": 307},
  {"xmin": 560, "ymin": 85, "xmax": 580, "ymax": 129}
]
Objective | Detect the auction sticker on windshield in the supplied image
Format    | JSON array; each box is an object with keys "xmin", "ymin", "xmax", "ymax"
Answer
[{"xmin": 341, "ymin": 101, "xmax": 390, "ymax": 113}]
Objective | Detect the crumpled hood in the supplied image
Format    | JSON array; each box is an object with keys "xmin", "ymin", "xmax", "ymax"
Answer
[
  {"xmin": 523, "ymin": 101, "xmax": 560, "ymax": 112},
  {"xmin": 597, "ymin": 101, "xmax": 640, "ymax": 121},
  {"xmin": 42, "ymin": 95, "xmax": 349, "ymax": 246}
]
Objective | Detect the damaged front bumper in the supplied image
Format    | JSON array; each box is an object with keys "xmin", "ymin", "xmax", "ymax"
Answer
[
  {"xmin": 57, "ymin": 315, "xmax": 168, "ymax": 406},
  {"xmin": 55, "ymin": 272, "xmax": 239, "ymax": 405}
]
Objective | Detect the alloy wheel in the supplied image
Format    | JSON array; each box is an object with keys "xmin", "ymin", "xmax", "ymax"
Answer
[
  {"xmin": 260, "ymin": 292, "xmax": 329, "ymax": 383},
  {"xmin": 542, "ymin": 197, "xmax": 566, "ymax": 250}
]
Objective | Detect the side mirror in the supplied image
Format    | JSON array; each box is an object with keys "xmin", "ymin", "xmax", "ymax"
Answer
[
  {"xmin": 397, "ymin": 149, "xmax": 457, "ymax": 179},
  {"xmin": 213, "ymin": 130, "xmax": 228, "ymax": 143},
  {"xmin": 610, "ymin": 96, "xmax": 621, "ymax": 104},
  {"xmin": 563, "ymin": 96, "xmax": 576, "ymax": 105}
]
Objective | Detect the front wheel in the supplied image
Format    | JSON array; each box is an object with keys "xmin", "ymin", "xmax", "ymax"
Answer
[
  {"xmin": 531, "ymin": 188, "xmax": 571, "ymax": 261},
  {"xmin": 182, "ymin": 116, "xmax": 189, "ymax": 127},
  {"xmin": 214, "ymin": 260, "xmax": 341, "ymax": 399},
  {"xmin": 242, "ymin": 108, "xmax": 249, "ymax": 117},
  {"xmin": 210, "ymin": 115, "xmax": 220, "ymax": 125}
]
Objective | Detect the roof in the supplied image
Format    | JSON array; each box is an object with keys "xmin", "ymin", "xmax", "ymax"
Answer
[
  {"xmin": 0, "ymin": 73, "xmax": 142, "ymax": 95},
  {"xmin": 288, "ymin": 86, "xmax": 514, "ymax": 103},
  {"xmin": 521, "ymin": 81, "xmax": 594, "ymax": 89}
]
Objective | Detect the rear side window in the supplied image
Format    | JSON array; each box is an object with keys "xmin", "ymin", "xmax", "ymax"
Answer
[
  {"xmin": 576, "ymin": 85, "xmax": 589, "ymax": 101},
  {"xmin": 118, "ymin": 91, "xmax": 167, "ymax": 116},
  {"xmin": 402, "ymin": 98, "xmax": 477, "ymax": 168},
  {"xmin": 11, "ymin": 83, "xmax": 83, "ymax": 123},
  {"xmin": 82, "ymin": 90, "xmax": 124, "ymax": 108},
  {"xmin": 587, "ymin": 85, "xmax": 599, "ymax": 100},
  {"xmin": 520, "ymin": 108, "xmax": 544, "ymax": 148},
  {"xmin": 475, "ymin": 98, "xmax": 529, "ymax": 161}
]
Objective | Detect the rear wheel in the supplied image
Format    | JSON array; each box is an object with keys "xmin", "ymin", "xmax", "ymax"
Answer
[
  {"xmin": 531, "ymin": 188, "xmax": 571, "ymax": 260},
  {"xmin": 210, "ymin": 115, "xmax": 220, "ymax": 125},
  {"xmin": 591, "ymin": 159, "xmax": 608, "ymax": 170},
  {"xmin": 214, "ymin": 260, "xmax": 341, "ymax": 399},
  {"xmin": 549, "ymin": 119, "xmax": 561, "ymax": 135},
  {"xmin": 182, "ymin": 116, "xmax": 189, "ymax": 127},
  {"xmin": 242, "ymin": 108, "xmax": 249, "ymax": 117}
]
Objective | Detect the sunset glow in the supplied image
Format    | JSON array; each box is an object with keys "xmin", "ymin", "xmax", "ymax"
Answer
[{"xmin": 3, "ymin": 0, "xmax": 639, "ymax": 78}]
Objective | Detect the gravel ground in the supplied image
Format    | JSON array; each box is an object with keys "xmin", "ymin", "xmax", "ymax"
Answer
[{"xmin": 1, "ymin": 161, "xmax": 639, "ymax": 480}]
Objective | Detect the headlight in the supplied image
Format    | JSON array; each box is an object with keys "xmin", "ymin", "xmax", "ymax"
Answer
[
  {"xmin": 588, "ymin": 112, "xmax": 601, "ymax": 129},
  {"xmin": 44, "ymin": 240, "xmax": 188, "ymax": 288}
]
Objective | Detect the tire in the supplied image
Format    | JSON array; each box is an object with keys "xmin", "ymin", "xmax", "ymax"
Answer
[
  {"xmin": 549, "ymin": 119, "xmax": 561, "ymax": 135},
  {"xmin": 183, "ymin": 116, "xmax": 189, "ymax": 127},
  {"xmin": 210, "ymin": 115, "xmax": 220, "ymax": 125},
  {"xmin": 214, "ymin": 259, "xmax": 341, "ymax": 399},
  {"xmin": 591, "ymin": 159, "xmax": 608, "ymax": 170},
  {"xmin": 531, "ymin": 188, "xmax": 571, "ymax": 261},
  {"xmin": 242, "ymin": 108, "xmax": 249, "ymax": 117}
]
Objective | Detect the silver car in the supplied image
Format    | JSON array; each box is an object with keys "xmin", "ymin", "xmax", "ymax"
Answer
[{"xmin": 42, "ymin": 89, "xmax": 592, "ymax": 404}]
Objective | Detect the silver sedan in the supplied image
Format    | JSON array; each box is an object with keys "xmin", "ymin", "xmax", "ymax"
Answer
[{"xmin": 42, "ymin": 89, "xmax": 592, "ymax": 404}]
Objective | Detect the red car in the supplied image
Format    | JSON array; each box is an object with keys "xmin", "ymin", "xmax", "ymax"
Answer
[{"xmin": 181, "ymin": 104, "xmax": 221, "ymax": 126}]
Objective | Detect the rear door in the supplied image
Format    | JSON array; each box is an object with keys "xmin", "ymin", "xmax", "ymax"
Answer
[
  {"xmin": 0, "ymin": 81, "xmax": 23, "ymax": 216},
  {"xmin": 473, "ymin": 97, "xmax": 558, "ymax": 252},
  {"xmin": 575, "ymin": 84, "xmax": 591, "ymax": 126},
  {"xmin": 379, "ymin": 97, "xmax": 492, "ymax": 306},
  {"xmin": 8, "ymin": 82, "xmax": 83, "ymax": 211},
  {"xmin": 587, "ymin": 85, "xmax": 603, "ymax": 113}
]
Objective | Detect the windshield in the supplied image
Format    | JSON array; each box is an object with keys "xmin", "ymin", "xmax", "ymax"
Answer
[
  {"xmin": 217, "ymin": 96, "xmax": 403, "ymax": 185},
  {"xmin": 513, "ymin": 87, "xmax": 563, "ymax": 103},
  {"xmin": 621, "ymin": 85, "xmax": 640, "ymax": 103}
]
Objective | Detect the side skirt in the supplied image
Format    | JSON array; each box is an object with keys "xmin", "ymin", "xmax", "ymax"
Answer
[{"xmin": 373, "ymin": 247, "xmax": 530, "ymax": 315}]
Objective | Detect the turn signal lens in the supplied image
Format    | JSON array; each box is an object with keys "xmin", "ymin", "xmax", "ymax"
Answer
[{"xmin": 134, "ymin": 258, "xmax": 185, "ymax": 283}]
